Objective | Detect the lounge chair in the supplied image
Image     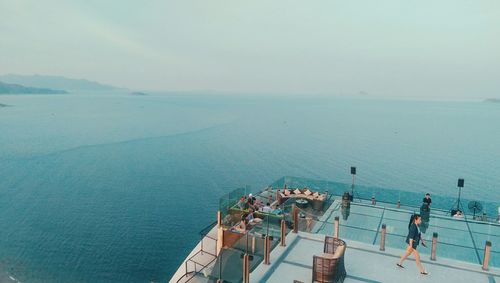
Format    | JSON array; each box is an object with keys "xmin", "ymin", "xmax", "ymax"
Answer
[
  {"xmin": 323, "ymin": 236, "xmax": 345, "ymax": 254},
  {"xmin": 313, "ymin": 237, "xmax": 346, "ymax": 283}
]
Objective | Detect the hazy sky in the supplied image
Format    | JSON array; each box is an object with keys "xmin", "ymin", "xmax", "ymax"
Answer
[{"xmin": 1, "ymin": 0, "xmax": 499, "ymax": 98}]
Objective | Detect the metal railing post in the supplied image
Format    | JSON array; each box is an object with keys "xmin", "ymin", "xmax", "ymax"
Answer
[
  {"xmin": 482, "ymin": 241, "xmax": 492, "ymax": 271},
  {"xmin": 264, "ymin": 236, "xmax": 271, "ymax": 265},
  {"xmin": 216, "ymin": 211, "xmax": 224, "ymax": 256},
  {"xmin": 380, "ymin": 224, "xmax": 386, "ymax": 251},
  {"xmin": 184, "ymin": 261, "xmax": 188, "ymax": 279},
  {"xmin": 217, "ymin": 251, "xmax": 223, "ymax": 283},
  {"xmin": 334, "ymin": 216, "xmax": 340, "ymax": 239},
  {"xmin": 251, "ymin": 235, "xmax": 256, "ymax": 254},
  {"xmin": 280, "ymin": 220, "xmax": 286, "ymax": 246},
  {"xmin": 293, "ymin": 204, "xmax": 298, "ymax": 233},
  {"xmin": 242, "ymin": 254, "xmax": 250, "ymax": 283},
  {"xmin": 431, "ymin": 233, "xmax": 438, "ymax": 261}
]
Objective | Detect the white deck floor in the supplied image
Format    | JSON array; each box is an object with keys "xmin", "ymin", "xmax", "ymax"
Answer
[{"xmin": 250, "ymin": 232, "xmax": 500, "ymax": 283}]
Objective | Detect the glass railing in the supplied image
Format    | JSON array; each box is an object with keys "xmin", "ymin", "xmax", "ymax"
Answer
[
  {"xmin": 289, "ymin": 197, "xmax": 499, "ymax": 268},
  {"xmin": 219, "ymin": 187, "xmax": 248, "ymax": 219},
  {"xmin": 192, "ymin": 191, "xmax": 289, "ymax": 283},
  {"xmin": 272, "ymin": 176, "xmax": 500, "ymax": 221},
  {"xmin": 210, "ymin": 176, "xmax": 499, "ymax": 277},
  {"xmin": 203, "ymin": 225, "xmax": 282, "ymax": 283}
]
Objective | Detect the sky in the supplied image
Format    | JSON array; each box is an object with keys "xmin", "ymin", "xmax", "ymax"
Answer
[{"xmin": 0, "ymin": 0, "xmax": 499, "ymax": 98}]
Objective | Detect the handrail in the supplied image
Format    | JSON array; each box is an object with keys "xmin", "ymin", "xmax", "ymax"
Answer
[
  {"xmin": 352, "ymin": 198, "xmax": 500, "ymax": 227},
  {"xmin": 199, "ymin": 220, "xmax": 217, "ymax": 238},
  {"xmin": 176, "ymin": 221, "xmax": 219, "ymax": 283}
]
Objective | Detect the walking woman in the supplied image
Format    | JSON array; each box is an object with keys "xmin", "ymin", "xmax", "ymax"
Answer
[{"xmin": 397, "ymin": 214, "xmax": 428, "ymax": 275}]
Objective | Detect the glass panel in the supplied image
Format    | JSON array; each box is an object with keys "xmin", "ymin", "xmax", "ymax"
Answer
[
  {"xmin": 211, "ymin": 247, "xmax": 244, "ymax": 283},
  {"xmin": 272, "ymin": 176, "xmax": 500, "ymax": 219},
  {"xmin": 339, "ymin": 225, "xmax": 377, "ymax": 243},
  {"xmin": 469, "ymin": 221, "xmax": 500, "ymax": 267},
  {"xmin": 219, "ymin": 187, "xmax": 247, "ymax": 219}
]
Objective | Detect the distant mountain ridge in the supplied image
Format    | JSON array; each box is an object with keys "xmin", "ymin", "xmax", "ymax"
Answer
[
  {"xmin": 0, "ymin": 81, "xmax": 67, "ymax": 94},
  {"xmin": 0, "ymin": 74, "xmax": 121, "ymax": 91},
  {"xmin": 484, "ymin": 98, "xmax": 500, "ymax": 103}
]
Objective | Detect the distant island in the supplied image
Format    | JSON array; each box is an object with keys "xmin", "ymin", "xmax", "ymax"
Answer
[
  {"xmin": 484, "ymin": 98, "xmax": 500, "ymax": 103},
  {"xmin": 130, "ymin": 91, "xmax": 148, "ymax": 96},
  {"xmin": 0, "ymin": 74, "xmax": 121, "ymax": 92},
  {"xmin": 0, "ymin": 81, "xmax": 67, "ymax": 94},
  {"xmin": 0, "ymin": 103, "xmax": 9, "ymax": 107}
]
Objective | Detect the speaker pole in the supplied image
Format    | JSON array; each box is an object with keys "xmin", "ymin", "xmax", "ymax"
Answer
[
  {"xmin": 457, "ymin": 178, "xmax": 464, "ymax": 212},
  {"xmin": 351, "ymin": 174, "xmax": 355, "ymax": 196},
  {"xmin": 350, "ymin": 166, "xmax": 356, "ymax": 201}
]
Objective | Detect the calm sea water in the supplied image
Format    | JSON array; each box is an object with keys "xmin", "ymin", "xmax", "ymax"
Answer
[{"xmin": 0, "ymin": 93, "xmax": 499, "ymax": 282}]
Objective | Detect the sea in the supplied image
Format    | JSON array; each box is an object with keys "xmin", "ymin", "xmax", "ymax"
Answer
[{"xmin": 0, "ymin": 92, "xmax": 499, "ymax": 282}]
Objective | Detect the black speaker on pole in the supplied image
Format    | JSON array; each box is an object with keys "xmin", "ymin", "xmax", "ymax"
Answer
[
  {"xmin": 455, "ymin": 178, "xmax": 465, "ymax": 213},
  {"xmin": 351, "ymin": 167, "xmax": 356, "ymax": 175}
]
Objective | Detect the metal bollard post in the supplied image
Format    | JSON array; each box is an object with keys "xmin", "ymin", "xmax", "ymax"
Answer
[
  {"xmin": 397, "ymin": 200, "xmax": 401, "ymax": 209},
  {"xmin": 216, "ymin": 211, "xmax": 224, "ymax": 256},
  {"xmin": 482, "ymin": 241, "xmax": 491, "ymax": 271},
  {"xmin": 431, "ymin": 233, "xmax": 438, "ymax": 261},
  {"xmin": 380, "ymin": 224, "xmax": 386, "ymax": 251},
  {"xmin": 334, "ymin": 216, "xmax": 340, "ymax": 239},
  {"xmin": 280, "ymin": 220, "xmax": 286, "ymax": 246},
  {"xmin": 242, "ymin": 253, "xmax": 250, "ymax": 283},
  {"xmin": 251, "ymin": 235, "xmax": 256, "ymax": 254},
  {"xmin": 243, "ymin": 253, "xmax": 250, "ymax": 283},
  {"xmin": 293, "ymin": 204, "xmax": 298, "ymax": 233},
  {"xmin": 371, "ymin": 196, "xmax": 376, "ymax": 205},
  {"xmin": 263, "ymin": 236, "xmax": 271, "ymax": 265}
]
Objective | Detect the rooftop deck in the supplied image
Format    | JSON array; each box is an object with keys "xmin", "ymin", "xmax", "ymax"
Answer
[
  {"xmin": 251, "ymin": 232, "xmax": 499, "ymax": 283},
  {"xmin": 313, "ymin": 199, "xmax": 500, "ymax": 267},
  {"xmin": 171, "ymin": 176, "xmax": 500, "ymax": 283}
]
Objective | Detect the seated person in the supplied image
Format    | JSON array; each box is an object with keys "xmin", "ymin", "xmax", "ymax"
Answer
[
  {"xmin": 453, "ymin": 210, "xmax": 464, "ymax": 218},
  {"xmin": 260, "ymin": 202, "xmax": 273, "ymax": 213},
  {"xmin": 248, "ymin": 193, "xmax": 255, "ymax": 205},
  {"xmin": 235, "ymin": 218, "xmax": 247, "ymax": 232},
  {"xmin": 245, "ymin": 208, "xmax": 262, "ymax": 225},
  {"xmin": 237, "ymin": 196, "xmax": 247, "ymax": 210},
  {"xmin": 247, "ymin": 193, "xmax": 258, "ymax": 210},
  {"xmin": 230, "ymin": 213, "xmax": 249, "ymax": 232},
  {"xmin": 253, "ymin": 197, "xmax": 263, "ymax": 209}
]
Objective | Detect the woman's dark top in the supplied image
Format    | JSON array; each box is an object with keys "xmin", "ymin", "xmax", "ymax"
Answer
[
  {"xmin": 406, "ymin": 223, "xmax": 421, "ymax": 249},
  {"xmin": 423, "ymin": 197, "xmax": 432, "ymax": 205}
]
